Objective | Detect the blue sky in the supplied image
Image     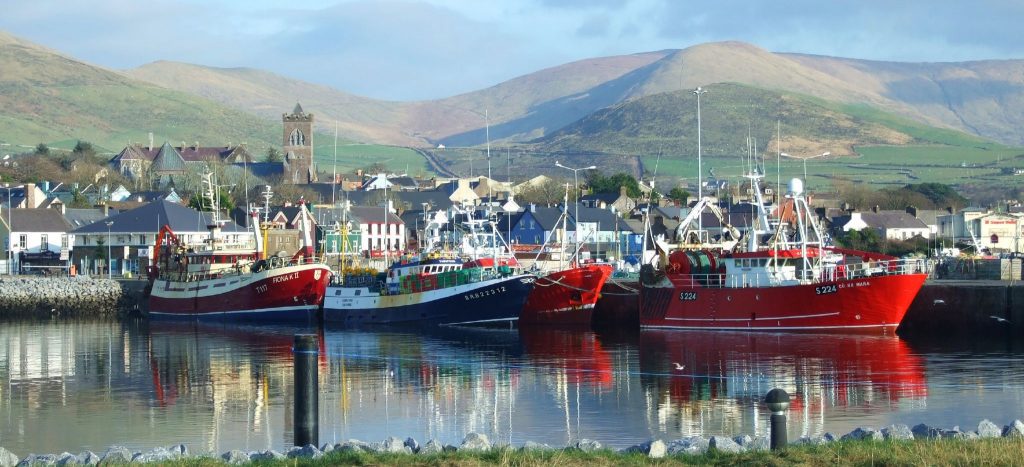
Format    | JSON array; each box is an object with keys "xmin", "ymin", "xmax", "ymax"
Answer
[{"xmin": 2, "ymin": 0, "xmax": 1022, "ymax": 100}]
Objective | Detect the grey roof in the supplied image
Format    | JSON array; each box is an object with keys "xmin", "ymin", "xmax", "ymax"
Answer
[
  {"xmin": 349, "ymin": 206, "xmax": 403, "ymax": 224},
  {"xmin": 1, "ymin": 208, "xmax": 72, "ymax": 232},
  {"xmin": 389, "ymin": 176, "xmax": 418, "ymax": 189},
  {"xmin": 572, "ymin": 205, "xmax": 620, "ymax": 227},
  {"xmin": 839, "ymin": 210, "xmax": 930, "ymax": 230},
  {"xmin": 64, "ymin": 208, "xmax": 118, "ymax": 229},
  {"xmin": 70, "ymin": 200, "xmax": 247, "ymax": 234},
  {"xmin": 292, "ymin": 102, "xmax": 305, "ymax": 115},
  {"xmin": 242, "ymin": 161, "xmax": 285, "ymax": 178},
  {"xmin": 911, "ymin": 209, "xmax": 944, "ymax": 226},
  {"xmin": 151, "ymin": 142, "xmax": 186, "ymax": 173}
]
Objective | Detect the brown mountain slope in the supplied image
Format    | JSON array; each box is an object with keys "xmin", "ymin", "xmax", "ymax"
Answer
[
  {"xmin": 124, "ymin": 61, "xmax": 413, "ymax": 144},
  {"xmin": 784, "ymin": 54, "xmax": 1024, "ymax": 144},
  {"xmin": 126, "ymin": 51, "xmax": 670, "ymax": 147}
]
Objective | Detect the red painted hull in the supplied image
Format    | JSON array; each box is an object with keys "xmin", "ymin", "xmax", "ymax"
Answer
[
  {"xmin": 148, "ymin": 264, "xmax": 332, "ymax": 321},
  {"xmin": 640, "ymin": 273, "xmax": 927, "ymax": 332},
  {"xmin": 519, "ymin": 264, "xmax": 613, "ymax": 326}
]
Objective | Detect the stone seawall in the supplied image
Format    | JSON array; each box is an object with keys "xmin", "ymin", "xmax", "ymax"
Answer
[{"xmin": 0, "ymin": 277, "xmax": 145, "ymax": 319}]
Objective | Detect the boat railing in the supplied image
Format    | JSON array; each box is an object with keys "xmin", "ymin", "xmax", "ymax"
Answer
[{"xmin": 670, "ymin": 257, "xmax": 927, "ymax": 289}]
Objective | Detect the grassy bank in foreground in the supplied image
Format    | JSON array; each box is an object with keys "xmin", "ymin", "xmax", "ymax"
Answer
[{"xmin": 166, "ymin": 438, "xmax": 1024, "ymax": 466}]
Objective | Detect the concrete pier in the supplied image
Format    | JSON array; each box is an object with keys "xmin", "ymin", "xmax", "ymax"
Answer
[{"xmin": 900, "ymin": 280, "xmax": 1024, "ymax": 334}]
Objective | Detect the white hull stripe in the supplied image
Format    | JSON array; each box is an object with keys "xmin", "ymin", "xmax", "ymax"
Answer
[
  {"xmin": 441, "ymin": 317, "xmax": 518, "ymax": 326},
  {"xmin": 149, "ymin": 304, "xmax": 318, "ymax": 316},
  {"xmin": 664, "ymin": 311, "xmax": 841, "ymax": 322}
]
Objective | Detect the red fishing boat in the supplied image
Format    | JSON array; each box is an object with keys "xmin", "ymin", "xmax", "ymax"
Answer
[
  {"xmin": 147, "ymin": 182, "xmax": 331, "ymax": 321},
  {"xmin": 519, "ymin": 263, "xmax": 613, "ymax": 326},
  {"xmin": 640, "ymin": 177, "xmax": 927, "ymax": 333}
]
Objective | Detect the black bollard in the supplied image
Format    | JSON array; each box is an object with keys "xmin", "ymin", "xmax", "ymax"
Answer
[
  {"xmin": 764, "ymin": 388, "xmax": 790, "ymax": 451},
  {"xmin": 294, "ymin": 334, "xmax": 319, "ymax": 447}
]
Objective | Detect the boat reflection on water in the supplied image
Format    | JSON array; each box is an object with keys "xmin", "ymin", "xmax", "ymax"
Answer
[
  {"xmin": 639, "ymin": 330, "xmax": 928, "ymax": 438},
  {"xmin": 517, "ymin": 326, "xmax": 614, "ymax": 388}
]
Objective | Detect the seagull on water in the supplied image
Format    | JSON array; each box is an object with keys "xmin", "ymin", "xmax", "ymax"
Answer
[
  {"xmin": 933, "ymin": 299, "xmax": 946, "ymax": 305},
  {"xmin": 673, "ymin": 362, "xmax": 686, "ymax": 371},
  {"xmin": 990, "ymin": 315, "xmax": 1010, "ymax": 324}
]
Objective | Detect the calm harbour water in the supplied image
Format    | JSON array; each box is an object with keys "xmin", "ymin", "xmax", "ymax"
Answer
[{"xmin": 1, "ymin": 319, "xmax": 1023, "ymax": 455}]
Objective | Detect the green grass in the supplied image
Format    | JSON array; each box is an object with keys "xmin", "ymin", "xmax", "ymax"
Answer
[
  {"xmin": 312, "ymin": 143, "xmax": 431, "ymax": 176},
  {"xmin": 142, "ymin": 438, "xmax": 1024, "ymax": 466},
  {"xmin": 641, "ymin": 143, "xmax": 1024, "ymax": 190}
]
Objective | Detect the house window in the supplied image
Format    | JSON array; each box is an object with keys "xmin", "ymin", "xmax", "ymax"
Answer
[
  {"xmin": 289, "ymin": 129, "xmax": 306, "ymax": 146},
  {"xmin": 18, "ymin": 234, "xmax": 26, "ymax": 249},
  {"xmin": 62, "ymin": 235, "xmax": 68, "ymax": 248},
  {"xmin": 40, "ymin": 234, "xmax": 47, "ymax": 249}
]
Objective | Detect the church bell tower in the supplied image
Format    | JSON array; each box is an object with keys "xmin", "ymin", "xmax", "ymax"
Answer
[{"xmin": 282, "ymin": 103, "xmax": 316, "ymax": 184}]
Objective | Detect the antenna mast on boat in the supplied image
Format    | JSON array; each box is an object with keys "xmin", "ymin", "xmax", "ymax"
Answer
[
  {"xmin": 332, "ymin": 121, "xmax": 339, "ymax": 206},
  {"xmin": 261, "ymin": 185, "xmax": 273, "ymax": 226}
]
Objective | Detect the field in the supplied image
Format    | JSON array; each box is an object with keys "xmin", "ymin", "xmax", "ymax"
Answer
[
  {"xmin": 642, "ymin": 143, "xmax": 1024, "ymax": 191},
  {"xmin": 312, "ymin": 142, "xmax": 430, "ymax": 176}
]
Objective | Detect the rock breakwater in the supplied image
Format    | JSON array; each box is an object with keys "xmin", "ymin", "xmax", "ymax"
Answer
[{"xmin": 0, "ymin": 277, "xmax": 134, "ymax": 318}]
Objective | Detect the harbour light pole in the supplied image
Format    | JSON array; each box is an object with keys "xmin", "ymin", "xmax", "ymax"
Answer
[
  {"xmin": 555, "ymin": 161, "xmax": 596, "ymax": 260},
  {"xmin": 693, "ymin": 86, "xmax": 707, "ymax": 230},
  {"xmin": 105, "ymin": 221, "xmax": 113, "ymax": 279},
  {"xmin": 780, "ymin": 151, "xmax": 830, "ymax": 191}
]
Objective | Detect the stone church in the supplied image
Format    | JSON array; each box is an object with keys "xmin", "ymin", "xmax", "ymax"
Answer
[{"xmin": 282, "ymin": 103, "xmax": 317, "ymax": 184}]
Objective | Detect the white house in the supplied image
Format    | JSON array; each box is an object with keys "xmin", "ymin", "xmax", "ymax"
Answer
[
  {"xmin": 840, "ymin": 209, "xmax": 931, "ymax": 240},
  {"xmin": 349, "ymin": 206, "xmax": 406, "ymax": 256},
  {"xmin": 1, "ymin": 208, "xmax": 73, "ymax": 274}
]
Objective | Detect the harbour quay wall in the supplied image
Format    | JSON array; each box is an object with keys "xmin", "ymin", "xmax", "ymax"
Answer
[
  {"xmin": 0, "ymin": 277, "xmax": 146, "ymax": 319},
  {"xmin": 900, "ymin": 280, "xmax": 1024, "ymax": 334}
]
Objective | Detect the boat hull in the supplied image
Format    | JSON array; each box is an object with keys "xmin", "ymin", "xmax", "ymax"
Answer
[
  {"xmin": 148, "ymin": 264, "xmax": 332, "ymax": 322},
  {"xmin": 323, "ymin": 274, "xmax": 535, "ymax": 326},
  {"xmin": 519, "ymin": 264, "xmax": 613, "ymax": 326},
  {"xmin": 640, "ymin": 273, "xmax": 927, "ymax": 332},
  {"xmin": 592, "ymin": 277, "xmax": 639, "ymax": 329}
]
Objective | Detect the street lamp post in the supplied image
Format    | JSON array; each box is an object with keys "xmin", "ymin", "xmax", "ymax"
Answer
[
  {"xmin": 2, "ymin": 185, "xmax": 11, "ymax": 275},
  {"xmin": 693, "ymin": 87, "xmax": 707, "ymax": 230},
  {"xmin": 555, "ymin": 161, "xmax": 596, "ymax": 263},
  {"xmin": 780, "ymin": 152, "xmax": 830, "ymax": 191},
  {"xmin": 105, "ymin": 221, "xmax": 113, "ymax": 279}
]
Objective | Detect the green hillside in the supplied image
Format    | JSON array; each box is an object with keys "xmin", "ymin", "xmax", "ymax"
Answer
[
  {"xmin": 527, "ymin": 82, "xmax": 1022, "ymax": 188},
  {"xmin": 0, "ymin": 31, "xmax": 280, "ymax": 155}
]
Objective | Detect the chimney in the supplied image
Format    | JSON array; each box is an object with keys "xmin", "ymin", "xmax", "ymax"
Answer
[
  {"xmin": 194, "ymin": 141, "xmax": 199, "ymax": 150},
  {"xmin": 841, "ymin": 202, "xmax": 851, "ymax": 212},
  {"xmin": 620, "ymin": 185, "xmax": 627, "ymax": 197},
  {"xmin": 102, "ymin": 203, "xmax": 109, "ymax": 217},
  {"xmin": 946, "ymin": 206, "xmax": 954, "ymax": 214},
  {"xmin": 906, "ymin": 206, "xmax": 918, "ymax": 218},
  {"xmin": 24, "ymin": 183, "xmax": 36, "ymax": 208},
  {"xmin": 872, "ymin": 205, "xmax": 880, "ymax": 213},
  {"xmin": 529, "ymin": 203, "xmax": 536, "ymax": 213},
  {"xmin": 148, "ymin": 132, "xmax": 153, "ymax": 151}
]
